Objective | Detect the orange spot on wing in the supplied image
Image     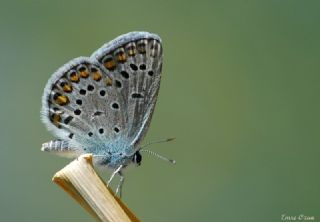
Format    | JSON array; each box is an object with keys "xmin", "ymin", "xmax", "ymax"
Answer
[
  {"xmin": 104, "ymin": 59, "xmax": 116, "ymax": 71},
  {"xmin": 93, "ymin": 72, "xmax": 102, "ymax": 81},
  {"xmin": 51, "ymin": 113, "xmax": 61, "ymax": 127},
  {"xmin": 106, "ymin": 78, "xmax": 113, "ymax": 86},
  {"xmin": 63, "ymin": 84, "xmax": 73, "ymax": 93},
  {"xmin": 116, "ymin": 52, "xmax": 126, "ymax": 63},
  {"xmin": 128, "ymin": 49, "xmax": 136, "ymax": 56},
  {"xmin": 80, "ymin": 70, "xmax": 89, "ymax": 78},
  {"xmin": 55, "ymin": 95, "xmax": 70, "ymax": 106},
  {"xmin": 70, "ymin": 72, "xmax": 80, "ymax": 83}
]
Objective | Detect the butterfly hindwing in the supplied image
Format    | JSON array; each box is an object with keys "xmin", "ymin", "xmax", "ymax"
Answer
[{"xmin": 41, "ymin": 57, "xmax": 128, "ymax": 154}]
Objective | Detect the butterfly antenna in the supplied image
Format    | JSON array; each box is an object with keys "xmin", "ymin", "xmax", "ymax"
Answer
[
  {"xmin": 140, "ymin": 149, "xmax": 176, "ymax": 165},
  {"xmin": 140, "ymin": 138, "xmax": 175, "ymax": 149}
]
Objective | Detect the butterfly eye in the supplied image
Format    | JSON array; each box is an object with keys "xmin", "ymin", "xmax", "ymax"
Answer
[{"xmin": 133, "ymin": 151, "xmax": 142, "ymax": 165}]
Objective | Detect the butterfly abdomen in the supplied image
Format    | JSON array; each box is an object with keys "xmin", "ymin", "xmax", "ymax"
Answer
[{"xmin": 41, "ymin": 140, "xmax": 80, "ymax": 158}]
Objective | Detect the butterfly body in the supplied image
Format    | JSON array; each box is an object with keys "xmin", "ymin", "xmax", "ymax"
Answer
[{"xmin": 41, "ymin": 32, "xmax": 163, "ymax": 177}]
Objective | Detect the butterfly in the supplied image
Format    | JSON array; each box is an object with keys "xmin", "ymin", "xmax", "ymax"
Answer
[{"xmin": 41, "ymin": 31, "xmax": 175, "ymax": 197}]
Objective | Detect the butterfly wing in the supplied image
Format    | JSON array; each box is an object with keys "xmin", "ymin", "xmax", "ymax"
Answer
[
  {"xmin": 41, "ymin": 57, "xmax": 128, "ymax": 154},
  {"xmin": 41, "ymin": 32, "xmax": 163, "ymax": 157},
  {"xmin": 91, "ymin": 31, "xmax": 163, "ymax": 151}
]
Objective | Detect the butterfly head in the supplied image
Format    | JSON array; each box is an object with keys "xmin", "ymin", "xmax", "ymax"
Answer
[{"xmin": 132, "ymin": 151, "xmax": 142, "ymax": 166}]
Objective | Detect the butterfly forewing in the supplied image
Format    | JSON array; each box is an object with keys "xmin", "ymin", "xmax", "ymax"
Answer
[{"xmin": 91, "ymin": 32, "xmax": 163, "ymax": 150}]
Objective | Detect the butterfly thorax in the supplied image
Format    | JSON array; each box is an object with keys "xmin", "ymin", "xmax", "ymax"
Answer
[{"xmin": 93, "ymin": 150, "xmax": 142, "ymax": 170}]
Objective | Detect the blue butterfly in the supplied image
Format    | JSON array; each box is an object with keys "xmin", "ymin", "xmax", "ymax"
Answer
[{"xmin": 41, "ymin": 32, "xmax": 175, "ymax": 197}]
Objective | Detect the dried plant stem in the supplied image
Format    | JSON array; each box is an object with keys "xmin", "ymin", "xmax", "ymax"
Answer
[{"xmin": 52, "ymin": 154, "xmax": 140, "ymax": 222}]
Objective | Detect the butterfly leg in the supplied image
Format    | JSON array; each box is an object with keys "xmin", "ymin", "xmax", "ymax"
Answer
[
  {"xmin": 107, "ymin": 165, "xmax": 123, "ymax": 187},
  {"xmin": 115, "ymin": 171, "xmax": 125, "ymax": 198}
]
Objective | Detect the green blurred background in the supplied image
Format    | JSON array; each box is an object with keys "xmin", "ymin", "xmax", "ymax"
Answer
[{"xmin": 0, "ymin": 0, "xmax": 319, "ymax": 221}]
